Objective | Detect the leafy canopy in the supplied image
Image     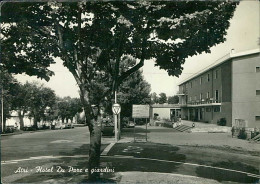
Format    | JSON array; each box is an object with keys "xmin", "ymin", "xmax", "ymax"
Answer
[{"xmin": 1, "ymin": 1, "xmax": 238, "ymax": 86}]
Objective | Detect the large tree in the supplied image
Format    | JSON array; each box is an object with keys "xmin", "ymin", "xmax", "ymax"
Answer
[
  {"xmin": 1, "ymin": 1, "xmax": 238, "ymax": 180},
  {"xmin": 151, "ymin": 92, "xmax": 159, "ymax": 104},
  {"xmin": 117, "ymin": 69, "xmax": 151, "ymax": 118},
  {"xmin": 158, "ymin": 92, "xmax": 167, "ymax": 104},
  {"xmin": 168, "ymin": 95, "xmax": 179, "ymax": 104},
  {"xmin": 57, "ymin": 96, "xmax": 82, "ymax": 123},
  {"xmin": 21, "ymin": 82, "xmax": 56, "ymax": 129},
  {"xmin": 0, "ymin": 70, "xmax": 19, "ymax": 132}
]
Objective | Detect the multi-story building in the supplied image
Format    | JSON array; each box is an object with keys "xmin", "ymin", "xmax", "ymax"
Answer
[{"xmin": 178, "ymin": 49, "xmax": 260, "ymax": 128}]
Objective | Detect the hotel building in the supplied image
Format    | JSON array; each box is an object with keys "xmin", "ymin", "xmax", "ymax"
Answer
[{"xmin": 178, "ymin": 49, "xmax": 260, "ymax": 128}]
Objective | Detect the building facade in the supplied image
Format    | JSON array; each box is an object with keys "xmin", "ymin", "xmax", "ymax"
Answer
[
  {"xmin": 149, "ymin": 104, "xmax": 181, "ymax": 125},
  {"xmin": 178, "ymin": 49, "xmax": 260, "ymax": 128}
]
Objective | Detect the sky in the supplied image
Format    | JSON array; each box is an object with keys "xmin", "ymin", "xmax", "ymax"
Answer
[{"xmin": 15, "ymin": 1, "xmax": 260, "ymax": 98}]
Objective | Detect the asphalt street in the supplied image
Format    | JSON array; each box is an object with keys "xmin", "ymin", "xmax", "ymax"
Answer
[
  {"xmin": 1, "ymin": 127, "xmax": 109, "ymax": 183},
  {"xmin": 1, "ymin": 127, "xmax": 91, "ymax": 161},
  {"xmin": 1, "ymin": 126, "xmax": 260, "ymax": 183}
]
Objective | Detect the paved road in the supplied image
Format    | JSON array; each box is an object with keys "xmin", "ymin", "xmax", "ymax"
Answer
[
  {"xmin": 2, "ymin": 127, "xmax": 90, "ymax": 161},
  {"xmin": 1, "ymin": 126, "xmax": 259, "ymax": 183},
  {"xmin": 1, "ymin": 127, "xmax": 110, "ymax": 183},
  {"xmin": 117, "ymin": 126, "xmax": 260, "ymax": 183}
]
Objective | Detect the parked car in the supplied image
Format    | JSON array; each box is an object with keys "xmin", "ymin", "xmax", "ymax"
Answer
[
  {"xmin": 52, "ymin": 122, "xmax": 65, "ymax": 129},
  {"xmin": 5, "ymin": 125, "xmax": 15, "ymax": 133},
  {"xmin": 102, "ymin": 120, "xmax": 114, "ymax": 136},
  {"xmin": 64, "ymin": 123, "xmax": 74, "ymax": 129},
  {"xmin": 127, "ymin": 121, "xmax": 135, "ymax": 128},
  {"xmin": 23, "ymin": 126, "xmax": 36, "ymax": 131}
]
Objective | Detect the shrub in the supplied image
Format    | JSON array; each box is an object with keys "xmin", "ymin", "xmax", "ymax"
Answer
[
  {"xmin": 217, "ymin": 118, "xmax": 226, "ymax": 126},
  {"xmin": 237, "ymin": 128, "xmax": 247, "ymax": 140},
  {"xmin": 162, "ymin": 121, "xmax": 173, "ymax": 128}
]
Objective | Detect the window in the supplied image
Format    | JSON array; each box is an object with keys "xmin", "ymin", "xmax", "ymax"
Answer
[
  {"xmin": 194, "ymin": 96, "xmax": 197, "ymax": 101},
  {"xmin": 190, "ymin": 82, "xmax": 192, "ymax": 88},
  {"xmin": 256, "ymin": 90, "xmax": 260, "ymax": 95},
  {"xmin": 215, "ymin": 90, "xmax": 219, "ymax": 102},
  {"xmin": 200, "ymin": 93, "xmax": 203, "ymax": 100},
  {"xmin": 200, "ymin": 77, "xmax": 202, "ymax": 84},
  {"xmin": 256, "ymin": 67, "xmax": 260, "ymax": 73},
  {"xmin": 256, "ymin": 116, "xmax": 260, "ymax": 121},
  {"xmin": 207, "ymin": 92, "xmax": 210, "ymax": 99},
  {"xmin": 207, "ymin": 73, "xmax": 210, "ymax": 81},
  {"xmin": 214, "ymin": 107, "xmax": 221, "ymax": 112},
  {"xmin": 190, "ymin": 97, "xmax": 192, "ymax": 101},
  {"xmin": 215, "ymin": 70, "xmax": 218, "ymax": 79}
]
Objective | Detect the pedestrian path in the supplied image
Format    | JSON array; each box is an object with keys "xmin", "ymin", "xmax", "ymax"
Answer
[
  {"xmin": 116, "ymin": 171, "xmax": 221, "ymax": 184},
  {"xmin": 172, "ymin": 124, "xmax": 192, "ymax": 132}
]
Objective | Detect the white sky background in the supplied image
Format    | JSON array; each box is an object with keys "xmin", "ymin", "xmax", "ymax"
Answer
[{"xmin": 16, "ymin": 1, "xmax": 260, "ymax": 98}]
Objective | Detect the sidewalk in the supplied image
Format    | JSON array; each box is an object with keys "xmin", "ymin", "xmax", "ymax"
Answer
[
  {"xmin": 181, "ymin": 120, "xmax": 231, "ymax": 133},
  {"xmin": 116, "ymin": 172, "xmax": 221, "ymax": 184},
  {"xmin": 139, "ymin": 124, "xmax": 260, "ymax": 153}
]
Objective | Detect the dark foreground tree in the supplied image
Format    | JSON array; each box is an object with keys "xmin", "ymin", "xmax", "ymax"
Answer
[{"xmin": 1, "ymin": 1, "xmax": 238, "ymax": 180}]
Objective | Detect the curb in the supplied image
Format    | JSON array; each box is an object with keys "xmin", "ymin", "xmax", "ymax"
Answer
[
  {"xmin": 1, "ymin": 129, "xmax": 56, "ymax": 136},
  {"xmin": 101, "ymin": 142, "xmax": 115, "ymax": 156}
]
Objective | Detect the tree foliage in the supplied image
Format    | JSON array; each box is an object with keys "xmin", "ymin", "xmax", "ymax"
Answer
[
  {"xmin": 1, "ymin": 1, "xmax": 238, "ymax": 180},
  {"xmin": 0, "ymin": 70, "xmax": 19, "ymax": 130},
  {"xmin": 158, "ymin": 92, "xmax": 167, "ymax": 104},
  {"xmin": 168, "ymin": 95, "xmax": 179, "ymax": 104},
  {"xmin": 57, "ymin": 96, "xmax": 82, "ymax": 122},
  {"xmin": 1, "ymin": 1, "xmax": 238, "ymax": 90},
  {"xmin": 116, "ymin": 70, "xmax": 151, "ymax": 118},
  {"xmin": 19, "ymin": 82, "xmax": 56, "ymax": 128}
]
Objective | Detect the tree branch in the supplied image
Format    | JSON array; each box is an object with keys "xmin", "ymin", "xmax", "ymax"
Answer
[{"xmin": 117, "ymin": 37, "xmax": 147, "ymax": 86}]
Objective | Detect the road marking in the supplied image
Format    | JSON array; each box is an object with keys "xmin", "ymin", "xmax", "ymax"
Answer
[
  {"xmin": 101, "ymin": 142, "xmax": 115, "ymax": 155},
  {"xmin": 1, "ymin": 155, "xmax": 89, "ymax": 165},
  {"xmin": 2, "ymin": 154, "xmax": 259, "ymax": 179},
  {"xmin": 102, "ymin": 155, "xmax": 260, "ymax": 179},
  {"xmin": 50, "ymin": 140, "xmax": 74, "ymax": 143}
]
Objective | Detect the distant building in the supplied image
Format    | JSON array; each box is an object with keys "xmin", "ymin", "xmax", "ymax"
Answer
[
  {"xmin": 150, "ymin": 104, "xmax": 181, "ymax": 125},
  {"xmin": 178, "ymin": 49, "xmax": 260, "ymax": 128},
  {"xmin": 6, "ymin": 111, "xmax": 34, "ymax": 129}
]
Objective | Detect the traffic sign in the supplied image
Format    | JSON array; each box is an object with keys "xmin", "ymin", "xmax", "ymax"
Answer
[{"xmin": 112, "ymin": 103, "xmax": 121, "ymax": 115}]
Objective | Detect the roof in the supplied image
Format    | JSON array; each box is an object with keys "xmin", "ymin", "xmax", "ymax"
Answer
[
  {"xmin": 151, "ymin": 104, "xmax": 180, "ymax": 108},
  {"xmin": 178, "ymin": 48, "xmax": 260, "ymax": 86}
]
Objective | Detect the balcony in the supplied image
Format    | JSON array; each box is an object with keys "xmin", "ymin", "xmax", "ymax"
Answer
[
  {"xmin": 185, "ymin": 98, "xmax": 221, "ymax": 107},
  {"xmin": 177, "ymin": 90, "xmax": 187, "ymax": 96}
]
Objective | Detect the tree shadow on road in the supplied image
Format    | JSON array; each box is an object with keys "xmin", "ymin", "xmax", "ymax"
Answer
[
  {"xmin": 106, "ymin": 142, "xmax": 186, "ymax": 174},
  {"xmin": 196, "ymin": 161, "xmax": 259, "ymax": 183}
]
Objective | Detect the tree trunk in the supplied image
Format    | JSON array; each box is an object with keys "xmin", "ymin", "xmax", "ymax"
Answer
[
  {"xmin": 88, "ymin": 117, "xmax": 102, "ymax": 181},
  {"xmin": 79, "ymin": 86, "xmax": 102, "ymax": 181},
  {"xmin": 18, "ymin": 110, "xmax": 24, "ymax": 130},
  {"xmin": 3, "ymin": 116, "xmax": 6, "ymax": 132},
  {"xmin": 33, "ymin": 115, "xmax": 38, "ymax": 129}
]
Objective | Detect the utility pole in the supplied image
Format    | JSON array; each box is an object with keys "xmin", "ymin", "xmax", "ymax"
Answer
[
  {"xmin": 112, "ymin": 90, "xmax": 121, "ymax": 142},
  {"xmin": 1, "ymin": 2, "xmax": 6, "ymax": 133},
  {"xmin": 114, "ymin": 90, "xmax": 118, "ymax": 141}
]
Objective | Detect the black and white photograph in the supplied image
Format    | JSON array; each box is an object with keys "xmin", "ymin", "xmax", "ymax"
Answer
[{"xmin": 1, "ymin": 0, "xmax": 259, "ymax": 183}]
